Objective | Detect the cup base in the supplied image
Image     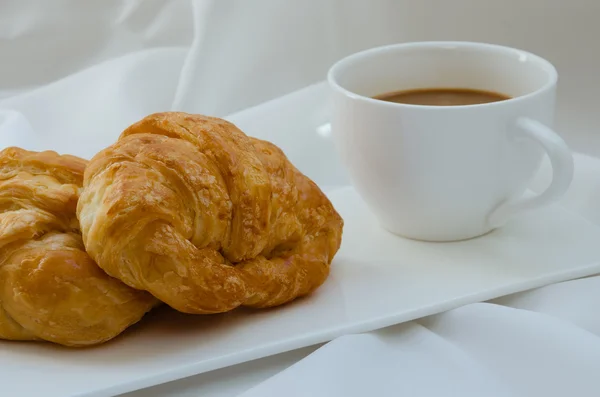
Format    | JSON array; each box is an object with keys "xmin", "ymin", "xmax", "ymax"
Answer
[{"xmin": 380, "ymin": 223, "xmax": 497, "ymax": 243}]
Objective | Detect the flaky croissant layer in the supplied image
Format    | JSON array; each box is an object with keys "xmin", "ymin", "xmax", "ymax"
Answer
[
  {"xmin": 77, "ymin": 112, "xmax": 343, "ymax": 314},
  {"xmin": 0, "ymin": 148, "xmax": 156, "ymax": 346}
]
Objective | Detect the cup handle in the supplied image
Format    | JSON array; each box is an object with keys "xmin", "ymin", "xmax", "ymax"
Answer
[{"xmin": 487, "ymin": 117, "xmax": 574, "ymax": 228}]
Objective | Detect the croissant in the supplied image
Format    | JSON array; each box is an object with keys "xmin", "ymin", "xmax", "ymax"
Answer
[
  {"xmin": 0, "ymin": 147, "xmax": 156, "ymax": 346},
  {"xmin": 77, "ymin": 112, "xmax": 343, "ymax": 314}
]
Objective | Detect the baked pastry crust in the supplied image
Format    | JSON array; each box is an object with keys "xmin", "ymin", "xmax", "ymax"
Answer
[
  {"xmin": 78, "ymin": 112, "xmax": 343, "ymax": 314},
  {"xmin": 0, "ymin": 147, "xmax": 156, "ymax": 346}
]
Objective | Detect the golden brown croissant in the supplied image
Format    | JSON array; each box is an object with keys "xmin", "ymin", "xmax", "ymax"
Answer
[
  {"xmin": 77, "ymin": 112, "xmax": 343, "ymax": 314},
  {"xmin": 0, "ymin": 147, "xmax": 156, "ymax": 346}
]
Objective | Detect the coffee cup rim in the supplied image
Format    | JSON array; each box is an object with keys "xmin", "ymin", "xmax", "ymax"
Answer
[{"xmin": 327, "ymin": 41, "xmax": 558, "ymax": 109}]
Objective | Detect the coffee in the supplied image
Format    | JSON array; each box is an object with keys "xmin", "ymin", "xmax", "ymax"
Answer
[{"xmin": 374, "ymin": 88, "xmax": 510, "ymax": 106}]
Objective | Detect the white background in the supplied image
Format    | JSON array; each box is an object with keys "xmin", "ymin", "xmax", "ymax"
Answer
[{"xmin": 1, "ymin": 0, "xmax": 600, "ymax": 153}]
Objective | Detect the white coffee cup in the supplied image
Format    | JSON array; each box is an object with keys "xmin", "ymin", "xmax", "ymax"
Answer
[{"xmin": 328, "ymin": 41, "xmax": 574, "ymax": 242}]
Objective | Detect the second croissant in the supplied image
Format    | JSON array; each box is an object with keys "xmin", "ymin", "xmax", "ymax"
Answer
[
  {"xmin": 77, "ymin": 112, "xmax": 344, "ymax": 314},
  {"xmin": 0, "ymin": 147, "xmax": 156, "ymax": 346}
]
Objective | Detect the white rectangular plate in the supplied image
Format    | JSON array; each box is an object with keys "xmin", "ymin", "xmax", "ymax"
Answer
[{"xmin": 2, "ymin": 83, "xmax": 600, "ymax": 397}]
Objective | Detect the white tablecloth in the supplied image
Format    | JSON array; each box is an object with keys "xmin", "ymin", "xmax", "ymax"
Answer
[{"xmin": 3, "ymin": 1, "xmax": 600, "ymax": 396}]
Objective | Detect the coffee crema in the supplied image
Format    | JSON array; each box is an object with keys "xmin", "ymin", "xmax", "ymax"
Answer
[{"xmin": 374, "ymin": 88, "xmax": 511, "ymax": 106}]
